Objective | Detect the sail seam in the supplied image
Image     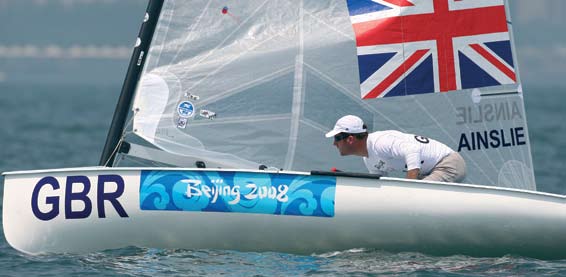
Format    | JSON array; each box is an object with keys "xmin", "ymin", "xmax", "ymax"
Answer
[
  {"xmin": 284, "ymin": 0, "xmax": 305, "ymax": 170},
  {"xmin": 104, "ymin": 111, "xmax": 136, "ymax": 167}
]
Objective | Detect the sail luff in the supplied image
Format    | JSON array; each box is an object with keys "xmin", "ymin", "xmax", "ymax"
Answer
[{"xmin": 99, "ymin": 0, "xmax": 164, "ymax": 167}]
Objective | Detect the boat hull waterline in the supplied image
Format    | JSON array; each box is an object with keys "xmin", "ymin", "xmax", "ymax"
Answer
[{"xmin": 3, "ymin": 167, "xmax": 565, "ymax": 258}]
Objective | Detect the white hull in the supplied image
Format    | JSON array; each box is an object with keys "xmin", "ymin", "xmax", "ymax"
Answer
[{"xmin": 3, "ymin": 167, "xmax": 565, "ymax": 258}]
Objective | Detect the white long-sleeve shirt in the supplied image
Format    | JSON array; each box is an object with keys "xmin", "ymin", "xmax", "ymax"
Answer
[{"xmin": 363, "ymin": 131, "xmax": 454, "ymax": 176}]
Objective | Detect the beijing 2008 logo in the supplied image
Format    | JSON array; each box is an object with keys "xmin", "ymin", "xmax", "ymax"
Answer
[{"xmin": 177, "ymin": 101, "xmax": 195, "ymax": 118}]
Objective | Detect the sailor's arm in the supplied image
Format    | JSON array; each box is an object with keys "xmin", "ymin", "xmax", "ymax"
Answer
[{"xmin": 397, "ymin": 142, "xmax": 422, "ymax": 180}]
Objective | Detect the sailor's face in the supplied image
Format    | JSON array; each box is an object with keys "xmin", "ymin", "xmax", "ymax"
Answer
[{"xmin": 333, "ymin": 134, "xmax": 352, "ymax": 156}]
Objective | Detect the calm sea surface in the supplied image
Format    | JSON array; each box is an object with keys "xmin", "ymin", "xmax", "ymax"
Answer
[{"xmin": 1, "ymin": 84, "xmax": 565, "ymax": 276}]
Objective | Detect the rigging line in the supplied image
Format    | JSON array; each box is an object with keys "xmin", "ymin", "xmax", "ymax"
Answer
[
  {"xmin": 113, "ymin": 152, "xmax": 123, "ymax": 167},
  {"xmin": 103, "ymin": 134, "xmax": 123, "ymax": 167},
  {"xmin": 197, "ymin": 66, "xmax": 294, "ymax": 106},
  {"xmin": 184, "ymin": 24, "xmax": 297, "ymax": 92},
  {"xmin": 303, "ymin": 62, "xmax": 405, "ymax": 131},
  {"xmin": 414, "ymin": 98, "xmax": 496, "ymax": 184},
  {"xmin": 177, "ymin": 0, "xmax": 270, "ymax": 80},
  {"xmin": 164, "ymin": 0, "xmax": 214, "ymax": 72},
  {"xmin": 302, "ymin": 10, "xmax": 353, "ymax": 39},
  {"xmin": 103, "ymin": 111, "xmax": 137, "ymax": 167}
]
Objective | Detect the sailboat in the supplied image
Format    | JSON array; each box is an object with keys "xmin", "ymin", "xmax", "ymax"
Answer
[{"xmin": 3, "ymin": 0, "xmax": 565, "ymax": 259}]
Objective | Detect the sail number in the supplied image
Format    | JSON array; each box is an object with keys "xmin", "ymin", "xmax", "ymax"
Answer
[{"xmin": 31, "ymin": 175, "xmax": 129, "ymax": 221}]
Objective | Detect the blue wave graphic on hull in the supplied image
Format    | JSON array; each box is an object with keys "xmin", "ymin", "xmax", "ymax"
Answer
[{"xmin": 139, "ymin": 170, "xmax": 336, "ymax": 217}]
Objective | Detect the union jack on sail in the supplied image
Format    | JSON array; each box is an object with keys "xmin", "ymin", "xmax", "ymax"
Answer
[{"xmin": 346, "ymin": 0, "xmax": 517, "ymax": 99}]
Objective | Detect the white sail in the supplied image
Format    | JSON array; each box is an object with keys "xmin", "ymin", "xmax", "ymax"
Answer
[{"xmin": 131, "ymin": 0, "xmax": 535, "ymax": 190}]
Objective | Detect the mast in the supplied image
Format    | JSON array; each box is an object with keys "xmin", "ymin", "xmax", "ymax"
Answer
[{"xmin": 99, "ymin": 0, "xmax": 164, "ymax": 166}]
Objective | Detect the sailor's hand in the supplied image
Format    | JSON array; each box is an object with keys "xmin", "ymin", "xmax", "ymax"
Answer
[{"xmin": 406, "ymin": 168, "xmax": 419, "ymax": 179}]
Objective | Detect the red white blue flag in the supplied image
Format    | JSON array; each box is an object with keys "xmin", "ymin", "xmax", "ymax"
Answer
[{"xmin": 346, "ymin": 0, "xmax": 517, "ymax": 99}]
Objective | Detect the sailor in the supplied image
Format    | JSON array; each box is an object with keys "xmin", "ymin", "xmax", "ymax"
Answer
[{"xmin": 326, "ymin": 115, "xmax": 466, "ymax": 183}]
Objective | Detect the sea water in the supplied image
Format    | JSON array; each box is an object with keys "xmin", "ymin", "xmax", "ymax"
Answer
[{"xmin": 1, "ymin": 83, "xmax": 565, "ymax": 276}]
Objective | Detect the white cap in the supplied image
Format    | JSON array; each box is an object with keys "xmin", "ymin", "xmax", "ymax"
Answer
[{"xmin": 325, "ymin": 115, "xmax": 367, "ymax": 138}]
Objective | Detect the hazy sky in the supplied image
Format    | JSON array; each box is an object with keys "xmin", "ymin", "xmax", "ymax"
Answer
[
  {"xmin": 512, "ymin": 0, "xmax": 566, "ymax": 89},
  {"xmin": 0, "ymin": 0, "xmax": 565, "ymax": 89}
]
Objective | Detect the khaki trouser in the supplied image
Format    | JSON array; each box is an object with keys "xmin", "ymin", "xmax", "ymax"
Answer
[{"xmin": 422, "ymin": 152, "xmax": 467, "ymax": 183}]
